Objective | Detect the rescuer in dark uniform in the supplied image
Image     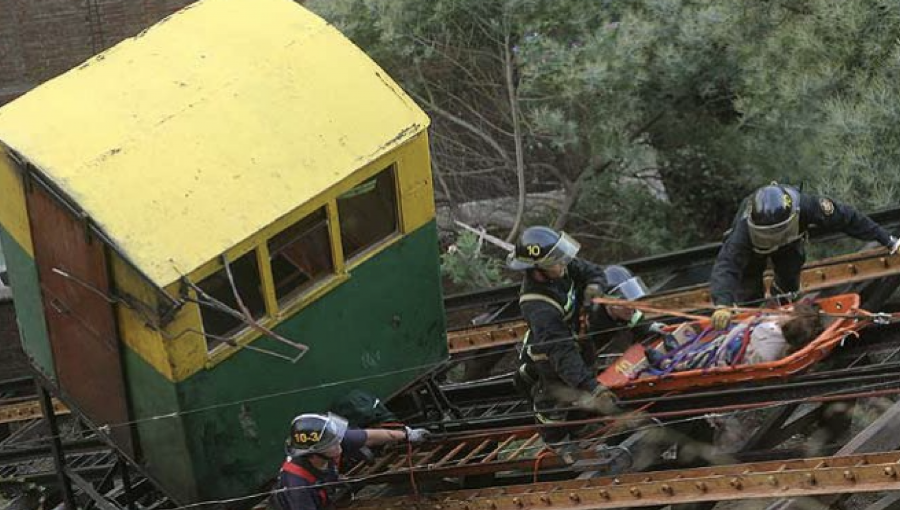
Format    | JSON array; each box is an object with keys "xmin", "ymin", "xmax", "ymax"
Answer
[
  {"xmin": 271, "ymin": 413, "xmax": 430, "ymax": 510},
  {"xmin": 508, "ymin": 226, "xmax": 625, "ymax": 446},
  {"xmin": 584, "ymin": 264, "xmax": 654, "ymax": 350},
  {"xmin": 710, "ymin": 183, "xmax": 900, "ymax": 329}
]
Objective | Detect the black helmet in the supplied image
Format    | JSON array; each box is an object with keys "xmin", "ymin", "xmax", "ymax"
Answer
[
  {"xmin": 749, "ymin": 184, "xmax": 799, "ymax": 226},
  {"xmin": 285, "ymin": 413, "xmax": 348, "ymax": 457},
  {"xmin": 507, "ymin": 226, "xmax": 581, "ymax": 271},
  {"xmin": 603, "ymin": 265, "xmax": 649, "ymax": 301},
  {"xmin": 747, "ymin": 184, "xmax": 802, "ymax": 254}
]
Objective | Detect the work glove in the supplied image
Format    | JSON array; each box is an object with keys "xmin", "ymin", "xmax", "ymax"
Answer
[
  {"xmin": 711, "ymin": 307, "xmax": 732, "ymax": 330},
  {"xmin": 577, "ymin": 383, "xmax": 621, "ymax": 415},
  {"xmin": 404, "ymin": 427, "xmax": 431, "ymax": 443},
  {"xmin": 648, "ymin": 322, "xmax": 668, "ymax": 335},
  {"xmin": 889, "ymin": 236, "xmax": 900, "ymax": 255}
]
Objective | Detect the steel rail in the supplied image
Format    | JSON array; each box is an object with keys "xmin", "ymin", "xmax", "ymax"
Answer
[
  {"xmin": 0, "ymin": 397, "xmax": 70, "ymax": 425},
  {"xmin": 346, "ymin": 384, "xmax": 900, "ymax": 490},
  {"xmin": 443, "ymin": 207, "xmax": 900, "ymax": 318},
  {"xmin": 345, "ymin": 450, "xmax": 900, "ymax": 510},
  {"xmin": 448, "ymin": 248, "xmax": 900, "ymax": 354}
]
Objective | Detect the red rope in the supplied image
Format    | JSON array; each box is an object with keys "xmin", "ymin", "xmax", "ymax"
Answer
[
  {"xmin": 406, "ymin": 434, "xmax": 420, "ymax": 500},
  {"xmin": 532, "ymin": 450, "xmax": 553, "ymax": 483}
]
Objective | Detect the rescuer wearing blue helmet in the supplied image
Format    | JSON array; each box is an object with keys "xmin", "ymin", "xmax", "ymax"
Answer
[
  {"xmin": 271, "ymin": 413, "xmax": 430, "ymax": 510},
  {"xmin": 710, "ymin": 183, "xmax": 900, "ymax": 330}
]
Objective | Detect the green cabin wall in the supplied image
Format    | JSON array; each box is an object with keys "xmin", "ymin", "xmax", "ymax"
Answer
[
  {"xmin": 120, "ymin": 220, "xmax": 446, "ymax": 501},
  {"xmin": 123, "ymin": 347, "xmax": 199, "ymax": 503},
  {"xmin": 0, "ymin": 226, "xmax": 55, "ymax": 381}
]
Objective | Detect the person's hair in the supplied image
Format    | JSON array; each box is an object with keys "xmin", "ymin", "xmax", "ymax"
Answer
[{"xmin": 781, "ymin": 303, "xmax": 824, "ymax": 349}]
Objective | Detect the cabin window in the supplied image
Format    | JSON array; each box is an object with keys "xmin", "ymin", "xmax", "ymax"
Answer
[
  {"xmin": 197, "ymin": 251, "xmax": 266, "ymax": 349},
  {"xmin": 268, "ymin": 207, "xmax": 334, "ymax": 305},
  {"xmin": 338, "ymin": 166, "xmax": 398, "ymax": 260}
]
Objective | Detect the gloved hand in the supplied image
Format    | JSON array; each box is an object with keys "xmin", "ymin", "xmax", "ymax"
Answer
[
  {"xmin": 889, "ymin": 236, "xmax": 900, "ymax": 255},
  {"xmin": 577, "ymin": 384, "xmax": 621, "ymax": 415},
  {"xmin": 583, "ymin": 283, "xmax": 604, "ymax": 307},
  {"xmin": 648, "ymin": 322, "xmax": 668, "ymax": 335},
  {"xmin": 404, "ymin": 427, "xmax": 431, "ymax": 443},
  {"xmin": 711, "ymin": 307, "xmax": 732, "ymax": 330}
]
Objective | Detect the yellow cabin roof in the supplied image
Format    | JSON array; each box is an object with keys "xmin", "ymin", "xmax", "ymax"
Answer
[{"xmin": 0, "ymin": 0, "xmax": 428, "ymax": 288}]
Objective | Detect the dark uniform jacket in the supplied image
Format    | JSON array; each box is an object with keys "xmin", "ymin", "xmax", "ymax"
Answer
[
  {"xmin": 711, "ymin": 192, "xmax": 894, "ymax": 306},
  {"xmin": 519, "ymin": 258, "xmax": 607, "ymax": 393},
  {"xmin": 273, "ymin": 429, "xmax": 367, "ymax": 510}
]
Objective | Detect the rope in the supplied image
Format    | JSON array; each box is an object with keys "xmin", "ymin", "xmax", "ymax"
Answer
[{"xmin": 532, "ymin": 449, "xmax": 553, "ymax": 483}]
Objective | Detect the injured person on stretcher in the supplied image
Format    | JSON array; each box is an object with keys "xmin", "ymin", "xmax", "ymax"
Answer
[{"xmin": 643, "ymin": 303, "xmax": 824, "ymax": 373}]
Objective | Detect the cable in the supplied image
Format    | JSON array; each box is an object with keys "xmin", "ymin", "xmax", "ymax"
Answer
[
  {"xmin": 0, "ymin": 293, "xmax": 887, "ymax": 452},
  {"xmin": 142, "ymin": 378, "xmax": 900, "ymax": 510}
]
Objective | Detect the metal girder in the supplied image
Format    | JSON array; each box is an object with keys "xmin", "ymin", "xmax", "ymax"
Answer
[
  {"xmin": 448, "ymin": 321, "xmax": 528, "ymax": 354},
  {"xmin": 347, "ymin": 451, "xmax": 900, "ymax": 510},
  {"xmin": 442, "ymin": 207, "xmax": 900, "ymax": 319},
  {"xmin": 447, "ymin": 248, "xmax": 900, "ymax": 354},
  {"xmin": 0, "ymin": 398, "xmax": 69, "ymax": 425},
  {"xmin": 765, "ymin": 398, "xmax": 900, "ymax": 510}
]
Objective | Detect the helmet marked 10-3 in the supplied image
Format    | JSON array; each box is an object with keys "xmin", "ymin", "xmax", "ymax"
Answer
[
  {"xmin": 746, "ymin": 184, "xmax": 803, "ymax": 254},
  {"xmin": 285, "ymin": 413, "xmax": 349, "ymax": 458},
  {"xmin": 603, "ymin": 265, "xmax": 650, "ymax": 301},
  {"xmin": 507, "ymin": 226, "xmax": 581, "ymax": 271}
]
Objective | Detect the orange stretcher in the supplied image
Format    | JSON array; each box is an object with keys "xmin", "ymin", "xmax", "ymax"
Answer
[{"xmin": 598, "ymin": 293, "xmax": 870, "ymax": 398}]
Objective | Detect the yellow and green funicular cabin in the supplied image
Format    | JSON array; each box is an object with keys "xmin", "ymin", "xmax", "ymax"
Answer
[{"xmin": 0, "ymin": 0, "xmax": 447, "ymax": 503}]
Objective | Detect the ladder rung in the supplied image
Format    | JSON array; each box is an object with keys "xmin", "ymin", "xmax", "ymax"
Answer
[
  {"xmin": 434, "ymin": 442, "xmax": 469, "ymax": 468},
  {"xmin": 482, "ymin": 435, "xmax": 516, "ymax": 464},
  {"xmin": 459, "ymin": 439, "xmax": 493, "ymax": 465},
  {"xmin": 506, "ymin": 434, "xmax": 540, "ymax": 461}
]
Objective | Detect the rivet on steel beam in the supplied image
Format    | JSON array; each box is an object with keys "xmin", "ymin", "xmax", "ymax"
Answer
[
  {"xmin": 695, "ymin": 482, "xmax": 708, "ymax": 492},
  {"xmin": 630, "ymin": 488, "xmax": 642, "ymax": 498},
  {"xmin": 817, "ymin": 270, "xmax": 826, "ymax": 281},
  {"xmin": 730, "ymin": 478, "xmax": 743, "ymax": 490},
  {"xmin": 884, "ymin": 467, "xmax": 897, "ymax": 478},
  {"xmin": 847, "ymin": 264, "xmax": 858, "ymax": 275},
  {"xmin": 661, "ymin": 484, "xmax": 674, "ymax": 496},
  {"xmin": 568, "ymin": 493, "xmax": 580, "ymax": 503},
  {"xmin": 612, "ymin": 478, "xmax": 622, "ymax": 485},
  {"xmin": 881, "ymin": 257, "xmax": 890, "ymax": 268},
  {"xmin": 843, "ymin": 470, "xmax": 855, "ymax": 482},
  {"xmin": 539, "ymin": 494, "xmax": 552, "ymax": 505},
  {"xmin": 512, "ymin": 497, "xmax": 523, "ymax": 508},
  {"xmin": 806, "ymin": 473, "xmax": 816, "ymax": 486},
  {"xmin": 767, "ymin": 476, "xmax": 778, "ymax": 486},
  {"xmin": 599, "ymin": 490, "xmax": 610, "ymax": 500},
  {"xmin": 487, "ymin": 500, "xmax": 497, "ymax": 510}
]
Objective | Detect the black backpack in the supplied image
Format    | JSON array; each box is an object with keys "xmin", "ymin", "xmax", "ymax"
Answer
[{"xmin": 330, "ymin": 389, "xmax": 398, "ymax": 428}]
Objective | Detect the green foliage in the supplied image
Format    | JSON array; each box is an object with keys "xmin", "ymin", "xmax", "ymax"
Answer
[
  {"xmin": 440, "ymin": 232, "xmax": 510, "ymax": 291},
  {"xmin": 309, "ymin": 0, "xmax": 900, "ymax": 269}
]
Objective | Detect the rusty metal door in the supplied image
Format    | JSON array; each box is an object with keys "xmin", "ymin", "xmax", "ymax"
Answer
[{"xmin": 25, "ymin": 181, "xmax": 134, "ymax": 456}]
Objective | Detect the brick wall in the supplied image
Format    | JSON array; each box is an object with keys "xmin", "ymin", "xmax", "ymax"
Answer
[{"xmin": 0, "ymin": 0, "xmax": 198, "ymax": 106}]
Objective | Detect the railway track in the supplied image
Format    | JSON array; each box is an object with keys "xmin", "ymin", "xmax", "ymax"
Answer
[
  {"xmin": 447, "ymin": 247, "xmax": 900, "ymax": 354},
  {"xmin": 0, "ymin": 214, "xmax": 898, "ymax": 510},
  {"xmin": 362, "ymin": 309, "xmax": 900, "ymax": 504},
  {"xmin": 444, "ymin": 206, "xmax": 900, "ymax": 325},
  {"xmin": 345, "ymin": 450, "xmax": 900, "ymax": 510}
]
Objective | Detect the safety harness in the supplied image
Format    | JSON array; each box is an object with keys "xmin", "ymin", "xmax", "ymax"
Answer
[
  {"xmin": 519, "ymin": 279, "xmax": 577, "ymax": 362},
  {"xmin": 641, "ymin": 320, "xmax": 759, "ymax": 377},
  {"xmin": 280, "ymin": 460, "xmax": 329, "ymax": 508}
]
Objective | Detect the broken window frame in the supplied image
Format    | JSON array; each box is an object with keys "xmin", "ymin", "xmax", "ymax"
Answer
[{"xmin": 190, "ymin": 161, "xmax": 403, "ymax": 362}]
